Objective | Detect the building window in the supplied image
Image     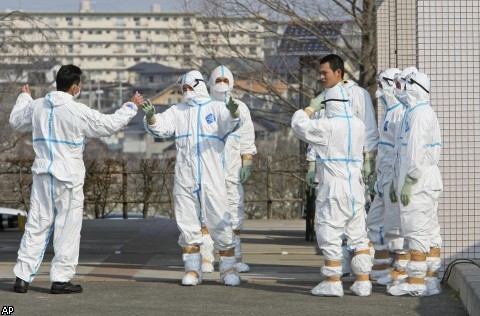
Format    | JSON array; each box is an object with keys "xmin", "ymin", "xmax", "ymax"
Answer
[{"xmin": 116, "ymin": 17, "xmax": 125, "ymax": 26}]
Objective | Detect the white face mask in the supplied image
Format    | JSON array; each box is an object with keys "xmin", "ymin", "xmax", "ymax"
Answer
[
  {"xmin": 375, "ymin": 87, "xmax": 384, "ymax": 99},
  {"xmin": 398, "ymin": 89, "xmax": 408, "ymax": 106},
  {"xmin": 214, "ymin": 82, "xmax": 229, "ymax": 93},
  {"xmin": 183, "ymin": 90, "xmax": 196, "ymax": 102}
]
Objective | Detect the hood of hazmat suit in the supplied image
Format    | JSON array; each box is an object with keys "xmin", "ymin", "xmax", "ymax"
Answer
[{"xmin": 208, "ymin": 66, "xmax": 256, "ymax": 184}]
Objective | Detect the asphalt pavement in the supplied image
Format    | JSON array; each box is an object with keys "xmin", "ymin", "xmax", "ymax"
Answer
[{"xmin": 0, "ymin": 219, "xmax": 468, "ymax": 316}]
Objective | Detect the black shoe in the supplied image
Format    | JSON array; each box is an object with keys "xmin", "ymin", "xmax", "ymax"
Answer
[
  {"xmin": 14, "ymin": 277, "xmax": 29, "ymax": 293},
  {"xmin": 50, "ymin": 282, "xmax": 83, "ymax": 294}
]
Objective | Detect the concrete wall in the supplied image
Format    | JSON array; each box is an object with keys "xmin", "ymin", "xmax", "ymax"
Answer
[{"xmin": 377, "ymin": 0, "xmax": 480, "ymax": 268}]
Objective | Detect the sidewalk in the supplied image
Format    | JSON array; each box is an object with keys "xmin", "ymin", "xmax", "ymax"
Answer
[{"xmin": 0, "ymin": 219, "xmax": 468, "ymax": 315}]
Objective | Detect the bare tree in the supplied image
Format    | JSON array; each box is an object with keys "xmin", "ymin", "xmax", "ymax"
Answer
[
  {"xmin": 0, "ymin": 11, "xmax": 61, "ymax": 158},
  {"xmin": 181, "ymin": 0, "xmax": 377, "ymax": 125}
]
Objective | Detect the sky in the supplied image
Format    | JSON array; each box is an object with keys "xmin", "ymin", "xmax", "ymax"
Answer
[{"xmin": 0, "ymin": 0, "xmax": 181, "ymax": 13}]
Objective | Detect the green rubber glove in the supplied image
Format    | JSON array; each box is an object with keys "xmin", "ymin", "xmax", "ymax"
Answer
[
  {"xmin": 363, "ymin": 152, "xmax": 376, "ymax": 181},
  {"xmin": 142, "ymin": 99, "xmax": 156, "ymax": 123},
  {"xmin": 389, "ymin": 181, "xmax": 397, "ymax": 203},
  {"xmin": 307, "ymin": 94, "xmax": 325, "ymax": 113},
  {"xmin": 226, "ymin": 97, "xmax": 239, "ymax": 117},
  {"xmin": 400, "ymin": 175, "xmax": 416, "ymax": 206},
  {"xmin": 369, "ymin": 172, "xmax": 377, "ymax": 197},
  {"xmin": 306, "ymin": 161, "xmax": 316, "ymax": 188},
  {"xmin": 240, "ymin": 159, "xmax": 253, "ymax": 184}
]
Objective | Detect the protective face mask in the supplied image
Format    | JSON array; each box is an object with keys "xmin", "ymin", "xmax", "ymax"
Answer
[
  {"xmin": 406, "ymin": 89, "xmax": 422, "ymax": 105},
  {"xmin": 73, "ymin": 87, "xmax": 81, "ymax": 99},
  {"xmin": 398, "ymin": 89, "xmax": 408, "ymax": 106},
  {"xmin": 183, "ymin": 91, "xmax": 196, "ymax": 102},
  {"xmin": 214, "ymin": 82, "xmax": 229, "ymax": 93},
  {"xmin": 394, "ymin": 87, "xmax": 403, "ymax": 98},
  {"xmin": 375, "ymin": 87, "xmax": 384, "ymax": 99}
]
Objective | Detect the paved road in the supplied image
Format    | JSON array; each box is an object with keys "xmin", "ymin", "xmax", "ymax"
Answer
[{"xmin": 0, "ymin": 219, "xmax": 467, "ymax": 316}]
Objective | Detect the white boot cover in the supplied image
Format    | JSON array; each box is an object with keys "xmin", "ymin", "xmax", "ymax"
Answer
[
  {"xmin": 377, "ymin": 255, "xmax": 409, "ymax": 286},
  {"xmin": 425, "ymin": 256, "xmax": 442, "ymax": 296},
  {"xmin": 220, "ymin": 256, "xmax": 240, "ymax": 286},
  {"xmin": 200, "ymin": 234, "xmax": 215, "ymax": 273},
  {"xmin": 311, "ymin": 280, "xmax": 344, "ymax": 297},
  {"xmin": 312, "ymin": 261, "xmax": 344, "ymax": 296},
  {"xmin": 350, "ymin": 253, "xmax": 373, "ymax": 296},
  {"xmin": 370, "ymin": 249, "xmax": 393, "ymax": 281},
  {"xmin": 182, "ymin": 253, "xmax": 202, "ymax": 286},
  {"xmin": 388, "ymin": 261, "xmax": 428, "ymax": 296},
  {"xmin": 235, "ymin": 236, "xmax": 250, "ymax": 273}
]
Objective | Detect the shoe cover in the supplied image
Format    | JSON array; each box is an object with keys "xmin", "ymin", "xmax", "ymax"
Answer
[
  {"xmin": 351, "ymin": 253, "xmax": 373, "ymax": 275},
  {"xmin": 370, "ymin": 268, "xmax": 393, "ymax": 281},
  {"xmin": 311, "ymin": 281, "xmax": 344, "ymax": 297},
  {"xmin": 220, "ymin": 256, "xmax": 240, "ymax": 286},
  {"xmin": 377, "ymin": 271, "xmax": 407, "ymax": 286},
  {"xmin": 350, "ymin": 280, "xmax": 372, "ymax": 296},
  {"xmin": 388, "ymin": 281, "xmax": 427, "ymax": 296},
  {"xmin": 202, "ymin": 262, "xmax": 214, "ymax": 273},
  {"xmin": 182, "ymin": 253, "xmax": 202, "ymax": 286},
  {"xmin": 425, "ymin": 277, "xmax": 441, "ymax": 296},
  {"xmin": 200, "ymin": 234, "xmax": 215, "ymax": 273},
  {"xmin": 341, "ymin": 245, "xmax": 352, "ymax": 276},
  {"xmin": 234, "ymin": 236, "xmax": 249, "ymax": 272},
  {"xmin": 182, "ymin": 273, "xmax": 200, "ymax": 286},
  {"xmin": 235, "ymin": 261, "xmax": 250, "ymax": 273}
]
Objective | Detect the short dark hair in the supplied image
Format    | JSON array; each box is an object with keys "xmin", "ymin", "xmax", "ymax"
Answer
[
  {"xmin": 56, "ymin": 65, "xmax": 83, "ymax": 92},
  {"xmin": 320, "ymin": 54, "xmax": 345, "ymax": 78}
]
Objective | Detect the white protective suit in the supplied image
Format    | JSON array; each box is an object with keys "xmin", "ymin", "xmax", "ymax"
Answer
[
  {"xmin": 207, "ymin": 65, "xmax": 256, "ymax": 273},
  {"xmin": 377, "ymin": 66, "xmax": 420, "ymax": 286},
  {"xmin": 292, "ymin": 84, "xmax": 372, "ymax": 297},
  {"xmin": 306, "ymin": 79, "xmax": 379, "ymax": 158},
  {"xmin": 388, "ymin": 72, "xmax": 443, "ymax": 296},
  {"xmin": 10, "ymin": 91, "xmax": 138, "ymax": 283},
  {"xmin": 306, "ymin": 79, "xmax": 379, "ymax": 275},
  {"xmin": 366, "ymin": 68, "xmax": 403, "ymax": 280},
  {"xmin": 144, "ymin": 70, "xmax": 246, "ymax": 286}
]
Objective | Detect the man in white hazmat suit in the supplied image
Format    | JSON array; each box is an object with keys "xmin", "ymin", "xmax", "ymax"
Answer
[
  {"xmin": 366, "ymin": 68, "xmax": 404, "ymax": 281},
  {"xmin": 388, "ymin": 72, "xmax": 443, "ymax": 297},
  {"xmin": 199, "ymin": 65, "xmax": 256, "ymax": 273},
  {"xmin": 376, "ymin": 66, "xmax": 419, "ymax": 286},
  {"xmin": 10, "ymin": 65, "xmax": 143, "ymax": 294},
  {"xmin": 141, "ymin": 70, "xmax": 246, "ymax": 286},
  {"xmin": 307, "ymin": 54, "xmax": 379, "ymax": 188},
  {"xmin": 306, "ymin": 54, "xmax": 379, "ymax": 275},
  {"xmin": 292, "ymin": 84, "xmax": 373, "ymax": 297}
]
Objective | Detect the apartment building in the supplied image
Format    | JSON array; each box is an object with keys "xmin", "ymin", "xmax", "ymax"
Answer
[{"xmin": 0, "ymin": 4, "xmax": 266, "ymax": 82}]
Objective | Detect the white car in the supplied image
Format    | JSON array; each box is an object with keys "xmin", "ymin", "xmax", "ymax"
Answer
[{"xmin": 0, "ymin": 207, "xmax": 27, "ymax": 230}]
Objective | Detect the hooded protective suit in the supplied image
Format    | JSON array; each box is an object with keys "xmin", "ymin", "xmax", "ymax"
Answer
[
  {"xmin": 144, "ymin": 70, "xmax": 246, "ymax": 285},
  {"xmin": 207, "ymin": 65, "xmax": 256, "ymax": 273},
  {"xmin": 376, "ymin": 66, "xmax": 421, "ymax": 286},
  {"xmin": 366, "ymin": 68, "xmax": 404, "ymax": 280},
  {"xmin": 306, "ymin": 79, "xmax": 379, "ymax": 275},
  {"xmin": 306, "ymin": 79, "xmax": 379, "ymax": 160},
  {"xmin": 292, "ymin": 84, "xmax": 372, "ymax": 297},
  {"xmin": 10, "ymin": 91, "xmax": 138, "ymax": 283},
  {"xmin": 388, "ymin": 72, "xmax": 443, "ymax": 297}
]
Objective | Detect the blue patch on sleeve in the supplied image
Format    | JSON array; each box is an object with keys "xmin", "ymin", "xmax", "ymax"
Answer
[{"xmin": 383, "ymin": 120, "xmax": 389, "ymax": 131}]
